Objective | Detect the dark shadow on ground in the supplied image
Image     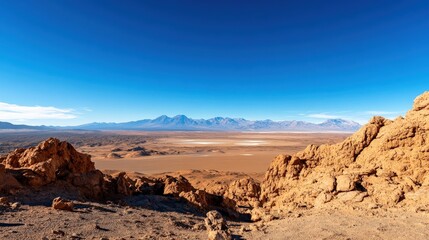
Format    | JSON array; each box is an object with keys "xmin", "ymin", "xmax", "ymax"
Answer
[{"xmin": 0, "ymin": 223, "xmax": 25, "ymax": 227}]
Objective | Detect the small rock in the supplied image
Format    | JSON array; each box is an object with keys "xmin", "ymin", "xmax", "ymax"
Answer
[
  {"xmin": 52, "ymin": 197, "xmax": 74, "ymax": 211},
  {"xmin": 52, "ymin": 229, "xmax": 65, "ymax": 236},
  {"xmin": 204, "ymin": 210, "xmax": 232, "ymax": 240},
  {"xmin": 10, "ymin": 202, "xmax": 20, "ymax": 210},
  {"xmin": 71, "ymin": 233, "xmax": 81, "ymax": 239},
  {"xmin": 95, "ymin": 224, "xmax": 109, "ymax": 231}
]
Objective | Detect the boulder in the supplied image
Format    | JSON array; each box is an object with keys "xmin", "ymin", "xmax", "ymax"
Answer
[
  {"xmin": 336, "ymin": 175, "xmax": 355, "ymax": 192},
  {"xmin": 0, "ymin": 138, "xmax": 95, "ymax": 186},
  {"xmin": 204, "ymin": 210, "xmax": 231, "ymax": 240},
  {"xmin": 162, "ymin": 175, "xmax": 194, "ymax": 196},
  {"xmin": 52, "ymin": 197, "xmax": 74, "ymax": 211}
]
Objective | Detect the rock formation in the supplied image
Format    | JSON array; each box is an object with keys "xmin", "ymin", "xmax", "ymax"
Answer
[
  {"xmin": 0, "ymin": 138, "xmax": 241, "ymax": 218},
  {"xmin": 0, "ymin": 138, "xmax": 96, "ymax": 187},
  {"xmin": 204, "ymin": 210, "xmax": 232, "ymax": 240},
  {"xmin": 260, "ymin": 91, "xmax": 429, "ymax": 211},
  {"xmin": 224, "ymin": 177, "xmax": 261, "ymax": 209}
]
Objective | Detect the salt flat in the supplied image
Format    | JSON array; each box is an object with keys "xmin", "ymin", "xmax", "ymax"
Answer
[{"xmin": 88, "ymin": 131, "xmax": 350, "ymax": 174}]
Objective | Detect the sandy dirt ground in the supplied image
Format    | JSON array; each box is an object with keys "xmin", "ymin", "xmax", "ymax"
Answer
[
  {"xmin": 88, "ymin": 131, "xmax": 349, "ymax": 174},
  {"xmin": 2, "ymin": 200, "xmax": 429, "ymax": 240},
  {"xmin": 241, "ymin": 208, "xmax": 429, "ymax": 240}
]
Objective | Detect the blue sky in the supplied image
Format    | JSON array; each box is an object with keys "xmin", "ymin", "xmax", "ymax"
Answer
[{"xmin": 0, "ymin": 0, "xmax": 428, "ymax": 126}]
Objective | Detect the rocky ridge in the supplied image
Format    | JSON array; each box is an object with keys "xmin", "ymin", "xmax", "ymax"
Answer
[
  {"xmin": 259, "ymin": 91, "xmax": 429, "ymax": 213},
  {"xmin": 0, "ymin": 138, "xmax": 247, "ymax": 219}
]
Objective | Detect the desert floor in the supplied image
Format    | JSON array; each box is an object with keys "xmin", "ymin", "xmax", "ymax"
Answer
[
  {"xmin": 1, "ymin": 201, "xmax": 429, "ymax": 240},
  {"xmin": 3, "ymin": 131, "xmax": 429, "ymax": 239},
  {"xmin": 88, "ymin": 131, "xmax": 350, "ymax": 175}
]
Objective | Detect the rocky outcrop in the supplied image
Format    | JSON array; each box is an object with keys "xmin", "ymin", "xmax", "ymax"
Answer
[
  {"xmin": 204, "ymin": 210, "xmax": 232, "ymax": 240},
  {"xmin": 0, "ymin": 138, "xmax": 241, "ymax": 217},
  {"xmin": 224, "ymin": 177, "xmax": 261, "ymax": 208},
  {"xmin": 103, "ymin": 172, "xmax": 137, "ymax": 196},
  {"xmin": 161, "ymin": 175, "xmax": 239, "ymax": 217},
  {"xmin": 1, "ymin": 138, "xmax": 95, "ymax": 187},
  {"xmin": 0, "ymin": 138, "xmax": 106, "ymax": 199},
  {"xmin": 261, "ymin": 91, "xmax": 429, "ymax": 210},
  {"xmin": 163, "ymin": 175, "xmax": 194, "ymax": 195}
]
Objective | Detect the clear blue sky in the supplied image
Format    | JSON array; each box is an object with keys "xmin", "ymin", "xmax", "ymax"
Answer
[{"xmin": 0, "ymin": 0, "xmax": 428, "ymax": 126}]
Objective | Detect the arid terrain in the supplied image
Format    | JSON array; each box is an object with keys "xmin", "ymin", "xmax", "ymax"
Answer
[
  {"xmin": 2, "ymin": 92, "xmax": 429, "ymax": 240},
  {"xmin": 0, "ymin": 131, "xmax": 348, "ymax": 177}
]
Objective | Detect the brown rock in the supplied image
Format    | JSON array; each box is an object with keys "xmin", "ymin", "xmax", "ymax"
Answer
[
  {"xmin": 163, "ymin": 175, "xmax": 194, "ymax": 196},
  {"xmin": 52, "ymin": 197, "xmax": 74, "ymax": 211},
  {"xmin": 204, "ymin": 210, "xmax": 231, "ymax": 240},
  {"xmin": 260, "ymin": 92, "xmax": 429, "ymax": 210},
  {"xmin": 224, "ymin": 177, "xmax": 261, "ymax": 208},
  {"xmin": 1, "ymin": 138, "xmax": 95, "ymax": 186},
  {"xmin": 0, "ymin": 163, "xmax": 21, "ymax": 193},
  {"xmin": 113, "ymin": 172, "xmax": 136, "ymax": 196},
  {"xmin": 250, "ymin": 207, "xmax": 272, "ymax": 222}
]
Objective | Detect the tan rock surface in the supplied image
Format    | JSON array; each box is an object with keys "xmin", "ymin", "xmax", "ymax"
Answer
[
  {"xmin": 261, "ymin": 91, "xmax": 429, "ymax": 210},
  {"xmin": 205, "ymin": 210, "xmax": 232, "ymax": 240},
  {"xmin": 224, "ymin": 177, "xmax": 261, "ymax": 208}
]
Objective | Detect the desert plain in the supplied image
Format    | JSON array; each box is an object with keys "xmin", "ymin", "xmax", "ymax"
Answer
[
  {"xmin": 1, "ymin": 130, "xmax": 429, "ymax": 240},
  {"xmin": 0, "ymin": 131, "xmax": 349, "ymax": 182}
]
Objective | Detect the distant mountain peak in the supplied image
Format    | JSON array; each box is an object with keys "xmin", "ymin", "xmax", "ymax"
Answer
[{"xmin": 0, "ymin": 115, "xmax": 362, "ymax": 132}]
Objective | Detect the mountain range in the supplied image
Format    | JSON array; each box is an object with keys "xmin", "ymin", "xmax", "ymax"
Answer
[{"xmin": 0, "ymin": 115, "xmax": 361, "ymax": 132}]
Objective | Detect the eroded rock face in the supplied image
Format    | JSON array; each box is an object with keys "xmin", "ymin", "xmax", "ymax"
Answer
[
  {"xmin": 204, "ymin": 210, "xmax": 232, "ymax": 240},
  {"xmin": 224, "ymin": 177, "xmax": 261, "ymax": 208},
  {"xmin": 163, "ymin": 175, "xmax": 194, "ymax": 196},
  {"xmin": 0, "ymin": 164, "xmax": 21, "ymax": 193},
  {"xmin": 0, "ymin": 138, "xmax": 108, "ymax": 199},
  {"xmin": 161, "ymin": 175, "xmax": 239, "ymax": 217},
  {"xmin": 1, "ymin": 138, "xmax": 95, "ymax": 186},
  {"xmin": 260, "ymin": 91, "xmax": 429, "ymax": 210}
]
